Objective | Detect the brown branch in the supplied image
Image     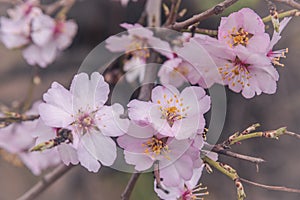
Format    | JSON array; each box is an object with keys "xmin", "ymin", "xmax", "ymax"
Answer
[
  {"xmin": 121, "ymin": 173, "xmax": 141, "ymax": 200},
  {"xmin": 181, "ymin": 27, "xmax": 218, "ymax": 36},
  {"xmin": 168, "ymin": 0, "xmax": 240, "ymax": 31},
  {"xmin": 240, "ymin": 178, "xmax": 300, "ymax": 194},
  {"xmin": 164, "ymin": 0, "xmax": 182, "ymax": 26},
  {"xmin": 273, "ymin": 0, "xmax": 300, "ymax": 10},
  {"xmin": 285, "ymin": 131, "xmax": 300, "ymax": 139},
  {"xmin": 16, "ymin": 164, "xmax": 73, "ymax": 200},
  {"xmin": 204, "ymin": 144, "xmax": 265, "ymax": 164},
  {"xmin": 0, "ymin": 114, "xmax": 39, "ymax": 124}
]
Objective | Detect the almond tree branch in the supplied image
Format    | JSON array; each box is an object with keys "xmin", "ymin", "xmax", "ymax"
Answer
[
  {"xmin": 222, "ymin": 127, "xmax": 287, "ymax": 147},
  {"xmin": 240, "ymin": 178, "xmax": 300, "ymax": 194},
  {"xmin": 203, "ymin": 156, "xmax": 246, "ymax": 200},
  {"xmin": 164, "ymin": 0, "xmax": 182, "ymax": 26},
  {"xmin": 204, "ymin": 144, "xmax": 265, "ymax": 164},
  {"xmin": 0, "ymin": 114, "xmax": 40, "ymax": 128},
  {"xmin": 168, "ymin": 0, "xmax": 240, "ymax": 31},
  {"xmin": 285, "ymin": 131, "xmax": 300, "ymax": 139},
  {"xmin": 181, "ymin": 28, "xmax": 218, "ymax": 36},
  {"xmin": 273, "ymin": 0, "xmax": 300, "ymax": 10},
  {"xmin": 262, "ymin": 9, "xmax": 300, "ymax": 23},
  {"xmin": 16, "ymin": 164, "xmax": 73, "ymax": 200},
  {"xmin": 121, "ymin": 172, "xmax": 141, "ymax": 200}
]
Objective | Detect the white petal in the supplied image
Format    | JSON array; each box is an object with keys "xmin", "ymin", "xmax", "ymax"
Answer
[
  {"xmin": 77, "ymin": 143, "xmax": 101, "ymax": 172},
  {"xmin": 81, "ymin": 131, "xmax": 117, "ymax": 166}
]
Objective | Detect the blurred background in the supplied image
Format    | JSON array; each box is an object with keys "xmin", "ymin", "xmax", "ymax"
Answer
[{"xmin": 0, "ymin": 0, "xmax": 300, "ymax": 199}]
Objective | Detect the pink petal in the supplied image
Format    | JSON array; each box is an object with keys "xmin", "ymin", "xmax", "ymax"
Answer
[
  {"xmin": 77, "ymin": 143, "xmax": 101, "ymax": 172},
  {"xmin": 81, "ymin": 130, "xmax": 117, "ymax": 166},
  {"xmin": 96, "ymin": 104, "xmax": 129, "ymax": 137},
  {"xmin": 57, "ymin": 143, "xmax": 79, "ymax": 165},
  {"xmin": 123, "ymin": 150, "xmax": 154, "ymax": 171}
]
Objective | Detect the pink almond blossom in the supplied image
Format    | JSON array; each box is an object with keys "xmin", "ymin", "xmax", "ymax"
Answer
[
  {"xmin": 0, "ymin": 102, "xmax": 61, "ymax": 175},
  {"xmin": 158, "ymin": 56, "xmax": 195, "ymax": 87},
  {"xmin": 38, "ymin": 72, "xmax": 129, "ymax": 172},
  {"xmin": 154, "ymin": 150, "xmax": 218, "ymax": 200},
  {"xmin": 106, "ymin": 23, "xmax": 172, "ymax": 82},
  {"xmin": 128, "ymin": 85, "xmax": 210, "ymax": 140},
  {"xmin": 117, "ymin": 122, "xmax": 199, "ymax": 187},
  {"xmin": 23, "ymin": 14, "xmax": 77, "ymax": 68},
  {"xmin": 218, "ymin": 8, "xmax": 270, "ymax": 54},
  {"xmin": 267, "ymin": 17, "xmax": 292, "ymax": 67},
  {"xmin": 0, "ymin": 0, "xmax": 42, "ymax": 49}
]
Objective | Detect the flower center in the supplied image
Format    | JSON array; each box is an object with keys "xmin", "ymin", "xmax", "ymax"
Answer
[
  {"xmin": 163, "ymin": 106, "xmax": 182, "ymax": 126},
  {"xmin": 226, "ymin": 27, "xmax": 253, "ymax": 47},
  {"xmin": 73, "ymin": 112, "xmax": 96, "ymax": 134},
  {"xmin": 172, "ymin": 65, "xmax": 190, "ymax": 77},
  {"xmin": 142, "ymin": 137, "xmax": 169, "ymax": 158},
  {"xmin": 54, "ymin": 20, "xmax": 65, "ymax": 35},
  {"xmin": 218, "ymin": 56, "xmax": 252, "ymax": 88},
  {"xmin": 126, "ymin": 36, "xmax": 150, "ymax": 59},
  {"xmin": 157, "ymin": 94, "xmax": 189, "ymax": 127}
]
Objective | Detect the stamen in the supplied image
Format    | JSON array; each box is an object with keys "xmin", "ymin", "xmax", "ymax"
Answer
[
  {"xmin": 142, "ymin": 137, "xmax": 170, "ymax": 159},
  {"xmin": 228, "ymin": 27, "xmax": 253, "ymax": 47}
]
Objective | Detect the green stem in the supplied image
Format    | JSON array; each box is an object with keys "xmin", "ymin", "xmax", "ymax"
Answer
[
  {"xmin": 263, "ymin": 9, "xmax": 299, "ymax": 23},
  {"xmin": 228, "ymin": 127, "xmax": 286, "ymax": 146},
  {"xmin": 203, "ymin": 156, "xmax": 246, "ymax": 200}
]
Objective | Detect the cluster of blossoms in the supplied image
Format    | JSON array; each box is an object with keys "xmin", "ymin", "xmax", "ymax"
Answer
[
  {"xmin": 0, "ymin": 102, "xmax": 61, "ymax": 175},
  {"xmin": 30, "ymin": 71, "xmax": 215, "ymax": 199},
  {"xmin": 0, "ymin": 4, "xmax": 293, "ymax": 200},
  {"xmin": 106, "ymin": 8, "xmax": 291, "ymax": 99},
  {"xmin": 0, "ymin": 0, "xmax": 77, "ymax": 67}
]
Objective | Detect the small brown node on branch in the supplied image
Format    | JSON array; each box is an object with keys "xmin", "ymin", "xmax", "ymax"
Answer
[{"xmin": 213, "ymin": 5, "xmax": 224, "ymax": 15}]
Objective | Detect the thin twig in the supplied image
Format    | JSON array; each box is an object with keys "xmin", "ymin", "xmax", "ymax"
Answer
[
  {"xmin": 204, "ymin": 144, "xmax": 265, "ymax": 164},
  {"xmin": 222, "ymin": 127, "xmax": 287, "ymax": 147},
  {"xmin": 121, "ymin": 173, "xmax": 141, "ymax": 200},
  {"xmin": 262, "ymin": 9, "xmax": 300, "ymax": 23},
  {"xmin": 203, "ymin": 156, "xmax": 246, "ymax": 200},
  {"xmin": 285, "ymin": 131, "xmax": 300, "ymax": 139},
  {"xmin": 164, "ymin": 0, "xmax": 182, "ymax": 26},
  {"xmin": 240, "ymin": 178, "xmax": 300, "ymax": 194},
  {"xmin": 0, "ymin": 114, "xmax": 40, "ymax": 123},
  {"xmin": 181, "ymin": 28, "xmax": 218, "ymax": 36},
  {"xmin": 168, "ymin": 0, "xmax": 240, "ymax": 31},
  {"xmin": 16, "ymin": 164, "xmax": 73, "ymax": 200},
  {"xmin": 273, "ymin": 0, "xmax": 300, "ymax": 10}
]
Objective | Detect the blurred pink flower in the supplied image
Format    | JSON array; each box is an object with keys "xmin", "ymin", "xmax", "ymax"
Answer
[
  {"xmin": 218, "ymin": 8, "xmax": 270, "ymax": 54},
  {"xmin": 0, "ymin": 102, "xmax": 61, "ymax": 175},
  {"xmin": 106, "ymin": 23, "xmax": 172, "ymax": 82},
  {"xmin": 158, "ymin": 56, "xmax": 194, "ymax": 87},
  {"xmin": 127, "ymin": 85, "xmax": 210, "ymax": 140},
  {"xmin": 0, "ymin": 0, "xmax": 42, "ymax": 49},
  {"xmin": 23, "ymin": 14, "xmax": 77, "ymax": 68},
  {"xmin": 38, "ymin": 72, "xmax": 129, "ymax": 172},
  {"xmin": 117, "ymin": 122, "xmax": 199, "ymax": 187}
]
